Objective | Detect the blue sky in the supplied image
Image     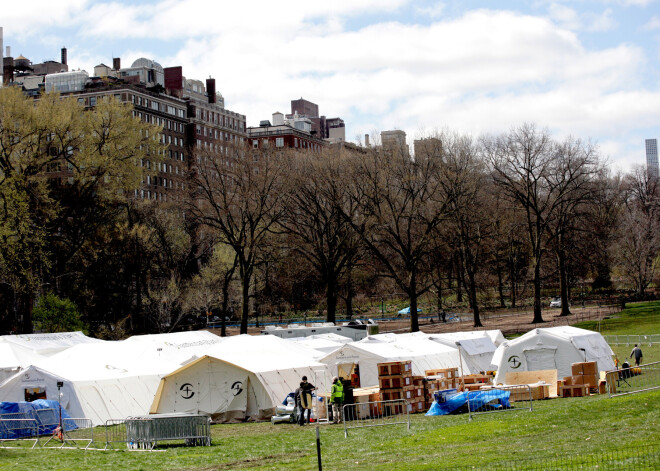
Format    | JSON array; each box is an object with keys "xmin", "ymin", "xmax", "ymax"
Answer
[{"xmin": 2, "ymin": 0, "xmax": 659, "ymax": 172}]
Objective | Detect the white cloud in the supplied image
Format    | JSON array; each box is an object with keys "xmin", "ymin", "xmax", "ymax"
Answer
[
  {"xmin": 548, "ymin": 3, "xmax": 581, "ymax": 30},
  {"xmin": 2, "ymin": 1, "xmax": 656, "ymax": 173},
  {"xmin": 415, "ymin": 2, "xmax": 446, "ymax": 19},
  {"xmin": 586, "ymin": 8, "xmax": 617, "ymax": 32},
  {"xmin": 643, "ymin": 16, "xmax": 660, "ymax": 29}
]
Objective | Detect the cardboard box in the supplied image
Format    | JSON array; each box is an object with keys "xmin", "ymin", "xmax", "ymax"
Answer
[
  {"xmin": 425, "ymin": 368, "xmax": 458, "ymax": 379},
  {"xmin": 571, "ymin": 361, "xmax": 598, "ymax": 376},
  {"xmin": 379, "ymin": 375, "xmax": 413, "ymax": 389},
  {"xmin": 581, "ymin": 374, "xmax": 599, "ymax": 388},
  {"xmin": 563, "ymin": 376, "xmax": 574, "ymax": 386},
  {"xmin": 378, "ymin": 361, "xmax": 412, "ymax": 377}
]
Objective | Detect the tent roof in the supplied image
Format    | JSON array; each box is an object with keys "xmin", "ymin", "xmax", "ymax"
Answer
[
  {"xmin": 199, "ymin": 335, "xmax": 326, "ymax": 373},
  {"xmin": 343, "ymin": 332, "xmax": 459, "ymax": 359},
  {"xmin": 0, "ymin": 331, "xmax": 103, "ymax": 356},
  {"xmin": 36, "ymin": 331, "xmax": 225, "ymax": 381},
  {"xmin": 428, "ymin": 331, "xmax": 498, "ymax": 355}
]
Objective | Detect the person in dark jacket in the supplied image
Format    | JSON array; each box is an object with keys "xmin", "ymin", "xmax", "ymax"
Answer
[
  {"xmin": 294, "ymin": 382, "xmax": 306, "ymax": 425},
  {"xmin": 300, "ymin": 376, "xmax": 316, "ymax": 424},
  {"xmin": 630, "ymin": 344, "xmax": 643, "ymax": 366}
]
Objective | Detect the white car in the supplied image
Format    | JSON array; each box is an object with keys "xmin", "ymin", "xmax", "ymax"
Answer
[{"xmin": 549, "ymin": 297, "xmax": 562, "ymax": 308}]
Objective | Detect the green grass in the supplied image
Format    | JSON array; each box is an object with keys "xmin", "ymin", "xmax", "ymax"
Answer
[
  {"xmin": 1, "ymin": 301, "xmax": 659, "ymax": 470},
  {"xmin": 1, "ymin": 391, "xmax": 658, "ymax": 470},
  {"xmin": 575, "ymin": 300, "xmax": 660, "ymax": 364}
]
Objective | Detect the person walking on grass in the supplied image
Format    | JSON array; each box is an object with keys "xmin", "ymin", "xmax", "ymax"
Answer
[
  {"xmin": 630, "ymin": 344, "xmax": 643, "ymax": 366},
  {"xmin": 331, "ymin": 376, "xmax": 344, "ymax": 424},
  {"xmin": 300, "ymin": 376, "xmax": 316, "ymax": 424}
]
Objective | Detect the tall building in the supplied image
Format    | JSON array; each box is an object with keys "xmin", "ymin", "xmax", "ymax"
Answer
[
  {"xmin": 381, "ymin": 130, "xmax": 409, "ymax": 156},
  {"xmin": 247, "ymin": 112, "xmax": 326, "ymax": 152},
  {"xmin": 3, "ymin": 44, "xmax": 246, "ymax": 203},
  {"xmin": 646, "ymin": 139, "xmax": 659, "ymax": 179}
]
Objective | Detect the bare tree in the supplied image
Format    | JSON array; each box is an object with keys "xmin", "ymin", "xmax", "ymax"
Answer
[
  {"xmin": 191, "ymin": 143, "xmax": 288, "ymax": 334},
  {"xmin": 484, "ymin": 124, "xmax": 599, "ymax": 323},
  {"xmin": 546, "ymin": 137, "xmax": 602, "ymax": 316},
  {"xmin": 437, "ymin": 132, "xmax": 492, "ymax": 327},
  {"xmin": 341, "ymin": 137, "xmax": 450, "ymax": 332},
  {"xmin": 613, "ymin": 167, "xmax": 660, "ymax": 297},
  {"xmin": 279, "ymin": 148, "xmax": 362, "ymax": 323}
]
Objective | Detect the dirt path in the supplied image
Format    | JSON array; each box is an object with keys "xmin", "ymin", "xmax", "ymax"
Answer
[{"xmin": 208, "ymin": 304, "xmax": 620, "ymax": 338}]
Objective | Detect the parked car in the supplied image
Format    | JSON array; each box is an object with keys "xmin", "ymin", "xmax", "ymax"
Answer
[{"xmin": 549, "ymin": 297, "xmax": 561, "ymax": 308}]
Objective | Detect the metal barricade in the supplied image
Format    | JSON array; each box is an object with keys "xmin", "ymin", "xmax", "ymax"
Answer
[
  {"xmin": 604, "ymin": 334, "xmax": 660, "ymax": 346},
  {"xmin": 32, "ymin": 408, "xmax": 59, "ymax": 436},
  {"xmin": 125, "ymin": 414, "xmax": 211, "ymax": 450},
  {"xmin": 39, "ymin": 417, "xmax": 93, "ymax": 449},
  {"xmin": 104, "ymin": 419, "xmax": 128, "ymax": 450},
  {"xmin": 0, "ymin": 418, "xmax": 39, "ymax": 448},
  {"xmin": 342, "ymin": 399, "xmax": 410, "ymax": 438},
  {"xmin": 606, "ymin": 360, "xmax": 660, "ymax": 398},
  {"xmin": 467, "ymin": 385, "xmax": 533, "ymax": 421}
]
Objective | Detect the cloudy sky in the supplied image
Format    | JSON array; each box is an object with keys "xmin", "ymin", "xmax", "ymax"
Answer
[{"xmin": 2, "ymin": 0, "xmax": 659, "ymax": 172}]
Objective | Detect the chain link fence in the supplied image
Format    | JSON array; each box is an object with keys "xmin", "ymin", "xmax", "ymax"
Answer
[{"xmin": 445, "ymin": 443, "xmax": 658, "ymax": 470}]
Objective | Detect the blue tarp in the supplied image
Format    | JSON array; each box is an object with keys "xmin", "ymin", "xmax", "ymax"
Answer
[
  {"xmin": 426, "ymin": 389, "xmax": 511, "ymax": 416},
  {"xmin": 398, "ymin": 307, "xmax": 422, "ymax": 315},
  {"xmin": 0, "ymin": 400, "xmax": 76, "ymax": 439}
]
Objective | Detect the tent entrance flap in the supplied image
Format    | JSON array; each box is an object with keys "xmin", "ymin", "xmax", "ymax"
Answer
[
  {"xmin": 24, "ymin": 386, "xmax": 47, "ymax": 402},
  {"xmin": 523, "ymin": 347, "xmax": 558, "ymax": 371},
  {"xmin": 338, "ymin": 363, "xmax": 359, "ymax": 387}
]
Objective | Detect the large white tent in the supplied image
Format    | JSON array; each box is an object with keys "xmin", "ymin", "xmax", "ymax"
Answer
[
  {"xmin": 320, "ymin": 332, "xmax": 463, "ymax": 387},
  {"xmin": 0, "ymin": 331, "xmax": 224, "ymax": 425},
  {"xmin": 0, "ymin": 331, "xmax": 104, "ymax": 384},
  {"xmin": 492, "ymin": 326, "xmax": 615, "ymax": 385},
  {"xmin": 150, "ymin": 335, "xmax": 330, "ymax": 423},
  {"xmin": 286, "ymin": 333, "xmax": 352, "ymax": 359},
  {"xmin": 427, "ymin": 330, "xmax": 503, "ymax": 374}
]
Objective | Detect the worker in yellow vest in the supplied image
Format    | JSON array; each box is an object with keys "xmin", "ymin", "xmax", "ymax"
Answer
[{"xmin": 331, "ymin": 376, "xmax": 344, "ymax": 424}]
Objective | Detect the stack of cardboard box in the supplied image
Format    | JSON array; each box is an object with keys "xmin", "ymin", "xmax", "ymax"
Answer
[
  {"xmin": 377, "ymin": 361, "xmax": 415, "ymax": 405},
  {"xmin": 458, "ymin": 374, "xmax": 492, "ymax": 391},
  {"xmin": 423, "ymin": 368, "xmax": 458, "ymax": 409},
  {"xmin": 559, "ymin": 361, "xmax": 599, "ymax": 397}
]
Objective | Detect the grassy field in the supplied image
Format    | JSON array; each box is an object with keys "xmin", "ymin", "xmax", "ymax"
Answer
[
  {"xmin": 575, "ymin": 300, "xmax": 660, "ymax": 364},
  {"xmin": 0, "ymin": 302, "xmax": 658, "ymax": 470}
]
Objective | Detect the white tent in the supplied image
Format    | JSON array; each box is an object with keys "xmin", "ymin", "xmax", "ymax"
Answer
[
  {"xmin": 0, "ymin": 331, "xmax": 104, "ymax": 356},
  {"xmin": 286, "ymin": 334, "xmax": 351, "ymax": 359},
  {"xmin": 492, "ymin": 326, "xmax": 615, "ymax": 385},
  {"xmin": 319, "ymin": 332, "xmax": 463, "ymax": 387},
  {"xmin": 0, "ymin": 344, "xmax": 47, "ymax": 384},
  {"xmin": 0, "ymin": 331, "xmax": 224, "ymax": 426},
  {"xmin": 0, "ymin": 331, "xmax": 104, "ymax": 384},
  {"xmin": 150, "ymin": 335, "xmax": 330, "ymax": 423},
  {"xmin": 428, "ymin": 330, "xmax": 501, "ymax": 374}
]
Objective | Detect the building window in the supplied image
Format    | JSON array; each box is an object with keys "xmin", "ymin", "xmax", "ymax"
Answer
[
  {"xmin": 89, "ymin": 97, "xmax": 97, "ymax": 106},
  {"xmin": 294, "ymin": 138, "xmax": 298, "ymax": 147},
  {"xmin": 253, "ymin": 140, "xmax": 259, "ymax": 149},
  {"xmin": 276, "ymin": 137, "xmax": 284, "ymax": 148}
]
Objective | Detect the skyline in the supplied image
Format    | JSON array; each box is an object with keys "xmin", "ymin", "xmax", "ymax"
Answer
[{"xmin": 2, "ymin": 0, "xmax": 660, "ymax": 173}]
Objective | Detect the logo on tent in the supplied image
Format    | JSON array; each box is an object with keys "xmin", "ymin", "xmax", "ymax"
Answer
[
  {"xmin": 508, "ymin": 355, "xmax": 522, "ymax": 369},
  {"xmin": 231, "ymin": 381, "xmax": 243, "ymax": 396},
  {"xmin": 180, "ymin": 383, "xmax": 195, "ymax": 399}
]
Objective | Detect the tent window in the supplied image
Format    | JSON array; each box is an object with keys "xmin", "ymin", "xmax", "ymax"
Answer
[
  {"xmin": 523, "ymin": 348, "xmax": 557, "ymax": 371},
  {"xmin": 25, "ymin": 387, "xmax": 47, "ymax": 402}
]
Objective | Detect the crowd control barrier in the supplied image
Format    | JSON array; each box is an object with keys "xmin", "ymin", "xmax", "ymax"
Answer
[
  {"xmin": 605, "ymin": 360, "xmax": 660, "ymax": 398},
  {"xmin": 342, "ymin": 399, "xmax": 410, "ymax": 438}
]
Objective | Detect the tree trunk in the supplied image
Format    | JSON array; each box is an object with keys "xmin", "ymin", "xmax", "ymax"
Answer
[
  {"xmin": 326, "ymin": 277, "xmax": 337, "ymax": 324},
  {"xmin": 467, "ymin": 272, "xmax": 483, "ymax": 327},
  {"xmin": 240, "ymin": 266, "xmax": 251, "ymax": 334},
  {"xmin": 558, "ymin": 240, "xmax": 572, "ymax": 317},
  {"xmin": 409, "ymin": 271, "xmax": 419, "ymax": 332},
  {"xmin": 532, "ymin": 260, "xmax": 545, "ymax": 323},
  {"xmin": 496, "ymin": 264, "xmax": 506, "ymax": 308}
]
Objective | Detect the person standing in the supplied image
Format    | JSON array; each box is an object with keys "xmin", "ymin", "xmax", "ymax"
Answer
[
  {"xmin": 331, "ymin": 376, "xmax": 344, "ymax": 424},
  {"xmin": 300, "ymin": 376, "xmax": 316, "ymax": 424},
  {"xmin": 630, "ymin": 344, "xmax": 643, "ymax": 366},
  {"xmin": 294, "ymin": 382, "xmax": 306, "ymax": 426}
]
